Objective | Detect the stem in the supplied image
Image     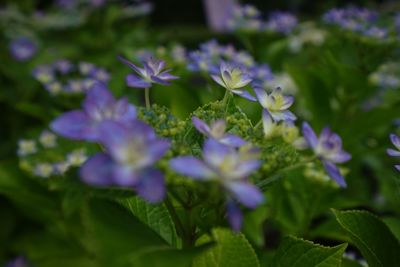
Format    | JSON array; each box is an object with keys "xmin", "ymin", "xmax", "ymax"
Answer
[
  {"xmin": 164, "ymin": 197, "xmax": 186, "ymax": 244},
  {"xmin": 256, "ymin": 157, "xmax": 317, "ymax": 189},
  {"xmin": 254, "ymin": 119, "xmax": 262, "ymax": 129},
  {"xmin": 144, "ymin": 87, "xmax": 151, "ymax": 109},
  {"xmin": 221, "ymin": 89, "xmax": 231, "ymax": 106}
]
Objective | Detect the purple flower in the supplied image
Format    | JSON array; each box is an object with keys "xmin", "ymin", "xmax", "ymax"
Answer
[
  {"xmin": 169, "ymin": 139, "xmax": 263, "ymax": 230},
  {"xmin": 387, "ymin": 134, "xmax": 400, "ymax": 171},
  {"xmin": 211, "ymin": 62, "xmax": 256, "ymax": 101},
  {"xmin": 80, "ymin": 120, "xmax": 170, "ymax": 202},
  {"xmin": 53, "ymin": 59, "xmax": 74, "ymax": 74},
  {"xmin": 192, "ymin": 116, "xmax": 246, "ymax": 147},
  {"xmin": 302, "ymin": 122, "xmax": 351, "ymax": 187},
  {"xmin": 254, "ymin": 87, "xmax": 296, "ymax": 121},
  {"xmin": 50, "ymin": 82, "xmax": 136, "ymax": 141},
  {"xmin": 5, "ymin": 256, "xmax": 30, "ymax": 267},
  {"xmin": 9, "ymin": 37, "xmax": 37, "ymax": 61},
  {"xmin": 265, "ymin": 12, "xmax": 298, "ymax": 34},
  {"xmin": 119, "ymin": 56, "xmax": 178, "ymax": 88}
]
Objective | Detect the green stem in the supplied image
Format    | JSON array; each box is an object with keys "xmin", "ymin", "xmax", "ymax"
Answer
[
  {"xmin": 145, "ymin": 87, "xmax": 151, "ymax": 109},
  {"xmin": 254, "ymin": 119, "xmax": 262, "ymax": 129},
  {"xmin": 221, "ymin": 89, "xmax": 231, "ymax": 106},
  {"xmin": 256, "ymin": 157, "xmax": 317, "ymax": 190},
  {"xmin": 164, "ymin": 197, "xmax": 186, "ymax": 245}
]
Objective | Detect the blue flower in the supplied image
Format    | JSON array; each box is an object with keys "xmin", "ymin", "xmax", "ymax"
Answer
[
  {"xmin": 119, "ymin": 56, "xmax": 178, "ymax": 88},
  {"xmin": 169, "ymin": 139, "xmax": 263, "ymax": 230},
  {"xmin": 255, "ymin": 87, "xmax": 296, "ymax": 121},
  {"xmin": 9, "ymin": 37, "xmax": 37, "ymax": 61},
  {"xmin": 51, "ymin": 82, "xmax": 136, "ymax": 141},
  {"xmin": 265, "ymin": 12, "xmax": 298, "ymax": 34},
  {"xmin": 81, "ymin": 120, "xmax": 170, "ymax": 203},
  {"xmin": 211, "ymin": 62, "xmax": 256, "ymax": 101},
  {"xmin": 387, "ymin": 134, "xmax": 400, "ymax": 171},
  {"xmin": 302, "ymin": 122, "xmax": 351, "ymax": 187},
  {"xmin": 192, "ymin": 116, "xmax": 246, "ymax": 147},
  {"xmin": 5, "ymin": 256, "xmax": 30, "ymax": 267}
]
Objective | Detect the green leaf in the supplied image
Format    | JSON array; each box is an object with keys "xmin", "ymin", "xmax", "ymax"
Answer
[
  {"xmin": 120, "ymin": 196, "xmax": 179, "ymax": 246},
  {"xmin": 332, "ymin": 209, "xmax": 400, "ymax": 267},
  {"xmin": 273, "ymin": 236, "xmax": 347, "ymax": 267},
  {"xmin": 85, "ymin": 199, "xmax": 212, "ymax": 267},
  {"xmin": 192, "ymin": 228, "xmax": 260, "ymax": 267}
]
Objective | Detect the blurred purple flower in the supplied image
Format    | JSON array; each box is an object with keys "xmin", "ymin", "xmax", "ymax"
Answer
[
  {"xmin": 211, "ymin": 62, "xmax": 256, "ymax": 101},
  {"xmin": 9, "ymin": 37, "xmax": 37, "ymax": 61},
  {"xmin": 53, "ymin": 59, "xmax": 74, "ymax": 74},
  {"xmin": 119, "ymin": 56, "xmax": 178, "ymax": 88},
  {"xmin": 265, "ymin": 12, "xmax": 298, "ymax": 34},
  {"xmin": 254, "ymin": 87, "xmax": 296, "ymax": 121},
  {"xmin": 302, "ymin": 122, "xmax": 351, "ymax": 187},
  {"xmin": 192, "ymin": 116, "xmax": 246, "ymax": 147},
  {"xmin": 387, "ymin": 134, "xmax": 400, "ymax": 171},
  {"xmin": 81, "ymin": 120, "xmax": 170, "ymax": 202},
  {"xmin": 5, "ymin": 256, "xmax": 30, "ymax": 267},
  {"xmin": 169, "ymin": 139, "xmax": 263, "ymax": 230},
  {"xmin": 51, "ymin": 82, "xmax": 136, "ymax": 141}
]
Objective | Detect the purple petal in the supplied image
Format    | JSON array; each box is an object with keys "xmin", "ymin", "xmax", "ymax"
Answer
[
  {"xmin": 219, "ymin": 134, "xmax": 247, "ymax": 147},
  {"xmin": 302, "ymin": 122, "xmax": 318, "ymax": 149},
  {"xmin": 114, "ymin": 98, "xmax": 137, "ymax": 123},
  {"xmin": 387, "ymin": 148, "xmax": 400, "ymax": 157},
  {"xmin": 169, "ymin": 156, "xmax": 214, "ymax": 179},
  {"xmin": 192, "ymin": 116, "xmax": 211, "ymax": 136},
  {"xmin": 281, "ymin": 95, "xmax": 294, "ymax": 109},
  {"xmin": 211, "ymin": 74, "xmax": 225, "ymax": 87},
  {"xmin": 225, "ymin": 182, "xmax": 264, "ymax": 208},
  {"xmin": 322, "ymin": 160, "xmax": 347, "ymax": 188},
  {"xmin": 80, "ymin": 153, "xmax": 115, "ymax": 186},
  {"xmin": 135, "ymin": 168, "xmax": 166, "ymax": 203},
  {"xmin": 118, "ymin": 55, "xmax": 144, "ymax": 75},
  {"xmin": 231, "ymin": 90, "xmax": 257, "ymax": 102},
  {"xmin": 158, "ymin": 71, "xmax": 179, "ymax": 80},
  {"xmin": 126, "ymin": 74, "xmax": 151, "ymax": 88},
  {"xmin": 390, "ymin": 134, "xmax": 400, "ymax": 150},
  {"xmin": 330, "ymin": 151, "xmax": 351, "ymax": 163},
  {"xmin": 233, "ymin": 160, "xmax": 262, "ymax": 179},
  {"xmin": 226, "ymin": 200, "xmax": 243, "ymax": 232},
  {"xmin": 83, "ymin": 82, "xmax": 115, "ymax": 118},
  {"xmin": 146, "ymin": 139, "xmax": 171, "ymax": 163},
  {"xmin": 203, "ymin": 139, "xmax": 232, "ymax": 167},
  {"xmin": 112, "ymin": 165, "xmax": 139, "ymax": 186},
  {"xmin": 50, "ymin": 110, "xmax": 96, "ymax": 141},
  {"xmin": 269, "ymin": 110, "xmax": 297, "ymax": 122},
  {"xmin": 97, "ymin": 121, "xmax": 134, "ymax": 160},
  {"xmin": 151, "ymin": 75, "xmax": 171, "ymax": 86},
  {"xmin": 254, "ymin": 87, "xmax": 268, "ymax": 104},
  {"xmin": 395, "ymin": 165, "xmax": 400, "ymax": 172}
]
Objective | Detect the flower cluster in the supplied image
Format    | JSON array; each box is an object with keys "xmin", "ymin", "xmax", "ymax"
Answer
[
  {"xmin": 49, "ymin": 81, "xmax": 170, "ymax": 202},
  {"xmin": 32, "ymin": 60, "xmax": 110, "ymax": 95},
  {"xmin": 369, "ymin": 62, "xmax": 400, "ymax": 90},
  {"xmin": 170, "ymin": 136, "xmax": 263, "ymax": 230},
  {"xmin": 225, "ymin": 4, "xmax": 297, "ymax": 34},
  {"xmin": 288, "ymin": 22, "xmax": 326, "ymax": 53},
  {"xmin": 9, "ymin": 36, "xmax": 37, "ymax": 61},
  {"xmin": 322, "ymin": 6, "xmax": 388, "ymax": 39}
]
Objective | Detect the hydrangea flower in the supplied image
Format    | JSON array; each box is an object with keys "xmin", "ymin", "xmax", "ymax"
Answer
[
  {"xmin": 302, "ymin": 122, "xmax": 351, "ymax": 187},
  {"xmin": 265, "ymin": 12, "xmax": 298, "ymax": 34},
  {"xmin": 17, "ymin": 139, "xmax": 37, "ymax": 156},
  {"xmin": 9, "ymin": 37, "xmax": 37, "ymax": 61},
  {"xmin": 211, "ymin": 62, "xmax": 256, "ymax": 101},
  {"xmin": 226, "ymin": 4, "xmax": 263, "ymax": 32},
  {"xmin": 81, "ymin": 120, "xmax": 170, "ymax": 202},
  {"xmin": 34, "ymin": 163, "xmax": 54, "ymax": 178},
  {"xmin": 387, "ymin": 134, "xmax": 400, "ymax": 171},
  {"xmin": 192, "ymin": 117, "xmax": 246, "ymax": 147},
  {"xmin": 39, "ymin": 130, "xmax": 57, "ymax": 148},
  {"xmin": 254, "ymin": 87, "xmax": 296, "ymax": 121},
  {"xmin": 169, "ymin": 139, "xmax": 263, "ymax": 230},
  {"xmin": 118, "ymin": 56, "xmax": 178, "ymax": 88},
  {"xmin": 50, "ymin": 82, "xmax": 136, "ymax": 141},
  {"xmin": 5, "ymin": 256, "xmax": 30, "ymax": 267}
]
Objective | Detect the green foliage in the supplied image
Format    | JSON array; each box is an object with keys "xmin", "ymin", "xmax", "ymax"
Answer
[
  {"xmin": 273, "ymin": 236, "xmax": 347, "ymax": 267},
  {"xmin": 193, "ymin": 228, "xmax": 260, "ymax": 267},
  {"xmin": 332, "ymin": 209, "xmax": 400, "ymax": 267}
]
